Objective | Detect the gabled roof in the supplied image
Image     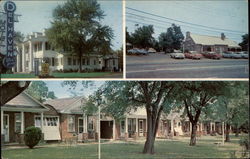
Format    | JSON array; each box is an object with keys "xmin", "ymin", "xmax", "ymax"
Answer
[
  {"xmin": 44, "ymin": 96, "xmax": 86, "ymax": 114},
  {"xmin": 189, "ymin": 33, "xmax": 240, "ymax": 48},
  {"xmin": 3, "ymin": 92, "xmax": 49, "ymax": 112}
]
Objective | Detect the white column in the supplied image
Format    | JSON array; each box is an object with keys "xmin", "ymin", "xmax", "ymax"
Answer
[
  {"xmin": 200, "ymin": 122, "xmax": 203, "ymax": 131},
  {"xmin": 189, "ymin": 122, "xmax": 192, "ymax": 132},
  {"xmin": 210, "ymin": 122, "xmax": 213, "ymax": 133},
  {"xmin": 125, "ymin": 117, "xmax": 128, "ymax": 134},
  {"xmin": 41, "ymin": 112, "xmax": 44, "ymax": 132},
  {"xmin": 21, "ymin": 111, "xmax": 24, "ymax": 134},
  {"xmin": 135, "ymin": 118, "xmax": 138, "ymax": 134},
  {"xmin": 42, "ymin": 41, "xmax": 45, "ymax": 52},
  {"xmin": 171, "ymin": 119, "xmax": 174, "ymax": 134},
  {"xmin": 84, "ymin": 115, "xmax": 88, "ymax": 133},
  {"xmin": 222, "ymin": 122, "xmax": 225, "ymax": 145},
  {"xmin": 29, "ymin": 41, "xmax": 33, "ymax": 72},
  {"xmin": 1, "ymin": 110, "xmax": 3, "ymax": 135},
  {"xmin": 113, "ymin": 119, "xmax": 116, "ymax": 140},
  {"xmin": 22, "ymin": 44, "xmax": 25, "ymax": 72},
  {"xmin": 16, "ymin": 52, "xmax": 20, "ymax": 72}
]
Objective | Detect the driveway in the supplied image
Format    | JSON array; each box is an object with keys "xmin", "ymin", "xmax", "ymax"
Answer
[{"xmin": 126, "ymin": 53, "xmax": 249, "ymax": 78}]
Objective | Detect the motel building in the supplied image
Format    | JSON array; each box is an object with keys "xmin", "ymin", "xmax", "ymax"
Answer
[
  {"xmin": 183, "ymin": 32, "xmax": 241, "ymax": 53},
  {"xmin": 1, "ymin": 93, "xmax": 233, "ymax": 145},
  {"xmin": 13, "ymin": 31, "xmax": 119, "ymax": 73}
]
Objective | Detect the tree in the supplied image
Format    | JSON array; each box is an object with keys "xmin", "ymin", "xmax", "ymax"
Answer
[
  {"xmin": 212, "ymin": 82, "xmax": 249, "ymax": 141},
  {"xmin": 239, "ymin": 34, "xmax": 249, "ymax": 51},
  {"xmin": 99, "ymin": 81, "xmax": 177, "ymax": 154},
  {"xmin": 46, "ymin": 0, "xmax": 114, "ymax": 72},
  {"xmin": 0, "ymin": 81, "xmax": 31, "ymax": 106},
  {"xmin": 26, "ymin": 81, "xmax": 57, "ymax": 102},
  {"xmin": 177, "ymin": 82, "xmax": 228, "ymax": 146},
  {"xmin": 130, "ymin": 25, "xmax": 155, "ymax": 48},
  {"xmin": 14, "ymin": 31, "xmax": 25, "ymax": 44},
  {"xmin": 158, "ymin": 24, "xmax": 184, "ymax": 52}
]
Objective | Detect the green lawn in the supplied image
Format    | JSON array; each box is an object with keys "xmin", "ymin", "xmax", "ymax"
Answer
[
  {"xmin": 101, "ymin": 135, "xmax": 243, "ymax": 159},
  {"xmin": 1, "ymin": 72, "xmax": 122, "ymax": 78},
  {"xmin": 2, "ymin": 135, "xmax": 244, "ymax": 159}
]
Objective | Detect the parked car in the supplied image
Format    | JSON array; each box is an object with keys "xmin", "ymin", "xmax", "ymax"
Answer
[
  {"xmin": 127, "ymin": 48, "xmax": 148, "ymax": 55},
  {"xmin": 148, "ymin": 48, "xmax": 157, "ymax": 53},
  {"xmin": 239, "ymin": 51, "xmax": 249, "ymax": 59},
  {"xmin": 170, "ymin": 53, "xmax": 185, "ymax": 59},
  {"xmin": 184, "ymin": 51, "xmax": 202, "ymax": 59},
  {"xmin": 203, "ymin": 52, "xmax": 222, "ymax": 59},
  {"xmin": 127, "ymin": 48, "xmax": 139, "ymax": 54},
  {"xmin": 231, "ymin": 52, "xmax": 242, "ymax": 59},
  {"xmin": 137, "ymin": 49, "xmax": 149, "ymax": 55},
  {"xmin": 222, "ymin": 51, "xmax": 233, "ymax": 58}
]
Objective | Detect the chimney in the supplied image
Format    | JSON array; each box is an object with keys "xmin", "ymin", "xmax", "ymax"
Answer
[
  {"xmin": 221, "ymin": 33, "xmax": 225, "ymax": 40},
  {"xmin": 186, "ymin": 31, "xmax": 191, "ymax": 38}
]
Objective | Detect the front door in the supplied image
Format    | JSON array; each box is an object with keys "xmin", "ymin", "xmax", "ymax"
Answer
[
  {"xmin": 139, "ymin": 120, "xmax": 144, "ymax": 137},
  {"xmin": 3, "ymin": 114, "xmax": 9, "ymax": 142}
]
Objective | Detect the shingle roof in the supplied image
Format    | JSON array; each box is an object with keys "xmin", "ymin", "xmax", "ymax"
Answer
[
  {"xmin": 44, "ymin": 96, "xmax": 84, "ymax": 112},
  {"xmin": 4, "ymin": 92, "xmax": 47, "ymax": 110},
  {"xmin": 190, "ymin": 33, "xmax": 240, "ymax": 48}
]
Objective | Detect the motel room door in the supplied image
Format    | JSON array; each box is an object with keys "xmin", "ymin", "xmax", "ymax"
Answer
[
  {"xmin": 3, "ymin": 114, "xmax": 9, "ymax": 142},
  {"xmin": 139, "ymin": 120, "xmax": 144, "ymax": 137}
]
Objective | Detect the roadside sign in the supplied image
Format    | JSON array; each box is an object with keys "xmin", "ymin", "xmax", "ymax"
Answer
[{"xmin": 2, "ymin": 1, "xmax": 16, "ymax": 68}]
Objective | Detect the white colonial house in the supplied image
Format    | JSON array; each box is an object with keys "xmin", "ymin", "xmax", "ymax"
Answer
[{"xmin": 13, "ymin": 31, "xmax": 119, "ymax": 73}]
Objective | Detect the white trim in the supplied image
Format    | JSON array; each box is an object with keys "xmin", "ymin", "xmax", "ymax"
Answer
[
  {"xmin": 1, "ymin": 107, "xmax": 48, "ymax": 112},
  {"xmin": 67, "ymin": 115, "xmax": 75, "ymax": 132},
  {"xmin": 113, "ymin": 120, "xmax": 116, "ymax": 140},
  {"xmin": 138, "ymin": 120, "xmax": 144, "ymax": 137},
  {"xmin": 3, "ymin": 114, "xmax": 9, "ymax": 142},
  {"xmin": 14, "ymin": 113, "xmax": 22, "ymax": 133},
  {"xmin": 1, "ymin": 110, "xmax": 3, "ymax": 135}
]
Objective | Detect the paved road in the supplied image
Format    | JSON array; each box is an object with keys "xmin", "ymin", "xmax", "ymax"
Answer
[{"xmin": 126, "ymin": 53, "xmax": 249, "ymax": 78}]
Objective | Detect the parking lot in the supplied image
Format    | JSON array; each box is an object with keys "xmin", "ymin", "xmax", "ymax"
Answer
[{"xmin": 126, "ymin": 52, "xmax": 249, "ymax": 78}]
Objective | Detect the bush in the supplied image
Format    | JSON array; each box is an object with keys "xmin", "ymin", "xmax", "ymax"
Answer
[{"xmin": 24, "ymin": 126, "xmax": 42, "ymax": 149}]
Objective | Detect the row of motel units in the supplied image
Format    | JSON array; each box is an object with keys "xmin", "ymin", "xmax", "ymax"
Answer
[
  {"xmin": 183, "ymin": 32, "xmax": 241, "ymax": 53},
  {"xmin": 1, "ymin": 93, "xmax": 232, "ymax": 143},
  {"xmin": 13, "ymin": 31, "xmax": 119, "ymax": 73}
]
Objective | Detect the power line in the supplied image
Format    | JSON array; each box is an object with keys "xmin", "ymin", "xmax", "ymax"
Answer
[
  {"xmin": 126, "ymin": 19, "xmax": 242, "ymax": 42},
  {"xmin": 126, "ymin": 7, "xmax": 247, "ymax": 34},
  {"xmin": 126, "ymin": 12, "xmax": 244, "ymax": 36}
]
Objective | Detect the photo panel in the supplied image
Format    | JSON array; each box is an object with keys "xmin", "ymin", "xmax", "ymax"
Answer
[
  {"xmin": 0, "ymin": 0, "xmax": 123, "ymax": 79},
  {"xmin": 1, "ymin": 80, "xmax": 249, "ymax": 159},
  {"xmin": 125, "ymin": 0, "xmax": 248, "ymax": 79}
]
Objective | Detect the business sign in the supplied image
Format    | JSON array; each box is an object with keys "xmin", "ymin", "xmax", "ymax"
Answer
[
  {"xmin": 0, "ymin": 13, "xmax": 7, "ymax": 55},
  {"xmin": 2, "ymin": 1, "xmax": 16, "ymax": 68}
]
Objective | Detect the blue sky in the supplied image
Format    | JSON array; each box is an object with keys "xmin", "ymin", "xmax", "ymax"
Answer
[
  {"xmin": 43, "ymin": 81, "xmax": 105, "ymax": 98},
  {"xmin": 126, "ymin": 0, "xmax": 248, "ymax": 43},
  {"xmin": 0, "ymin": 0, "xmax": 122, "ymax": 50}
]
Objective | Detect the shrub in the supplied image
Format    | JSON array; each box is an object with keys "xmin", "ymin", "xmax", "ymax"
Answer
[{"xmin": 24, "ymin": 126, "xmax": 42, "ymax": 149}]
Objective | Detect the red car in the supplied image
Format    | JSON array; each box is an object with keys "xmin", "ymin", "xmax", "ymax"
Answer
[
  {"xmin": 184, "ymin": 51, "xmax": 202, "ymax": 59},
  {"xmin": 203, "ymin": 52, "xmax": 222, "ymax": 59}
]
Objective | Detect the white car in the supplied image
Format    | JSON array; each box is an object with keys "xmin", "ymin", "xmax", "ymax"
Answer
[
  {"xmin": 231, "ymin": 52, "xmax": 242, "ymax": 59},
  {"xmin": 239, "ymin": 51, "xmax": 249, "ymax": 59},
  {"xmin": 170, "ymin": 53, "xmax": 185, "ymax": 59},
  {"xmin": 222, "ymin": 52, "xmax": 233, "ymax": 58}
]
